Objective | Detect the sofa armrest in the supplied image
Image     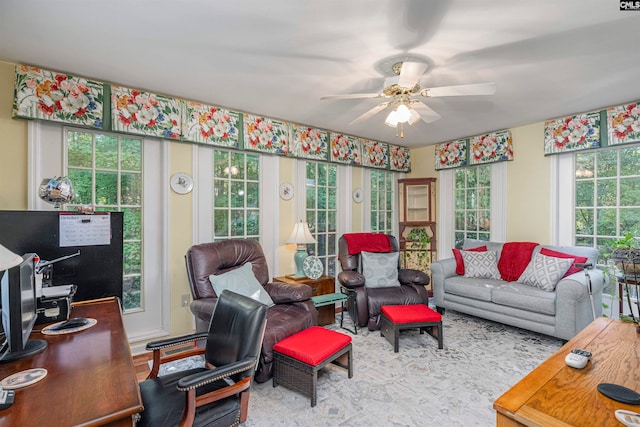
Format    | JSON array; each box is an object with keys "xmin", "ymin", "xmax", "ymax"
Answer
[
  {"xmin": 430, "ymin": 258, "xmax": 458, "ymax": 307},
  {"xmin": 263, "ymin": 281, "xmax": 312, "ymax": 304},
  {"xmin": 555, "ymin": 268, "xmax": 604, "ymax": 339},
  {"xmin": 398, "ymin": 268, "xmax": 430, "ymax": 287},
  {"xmin": 338, "ymin": 270, "xmax": 365, "ymax": 289}
]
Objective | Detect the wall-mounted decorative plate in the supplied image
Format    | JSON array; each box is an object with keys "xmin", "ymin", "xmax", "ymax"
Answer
[
  {"xmin": 352, "ymin": 188, "xmax": 363, "ymax": 203},
  {"xmin": 303, "ymin": 256, "xmax": 323, "ymax": 279},
  {"xmin": 170, "ymin": 173, "xmax": 194, "ymax": 194},
  {"xmin": 279, "ymin": 182, "xmax": 294, "ymax": 200}
]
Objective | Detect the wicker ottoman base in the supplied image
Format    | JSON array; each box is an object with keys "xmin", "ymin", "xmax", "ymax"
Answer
[
  {"xmin": 380, "ymin": 304, "xmax": 443, "ymax": 353},
  {"xmin": 272, "ymin": 327, "xmax": 353, "ymax": 407}
]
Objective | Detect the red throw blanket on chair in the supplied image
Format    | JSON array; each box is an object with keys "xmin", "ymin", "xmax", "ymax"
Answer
[
  {"xmin": 498, "ymin": 242, "xmax": 539, "ymax": 282},
  {"xmin": 343, "ymin": 233, "xmax": 392, "ymax": 255}
]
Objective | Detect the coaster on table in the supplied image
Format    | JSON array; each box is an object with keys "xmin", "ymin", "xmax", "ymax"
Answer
[
  {"xmin": 598, "ymin": 383, "xmax": 640, "ymax": 405},
  {"xmin": 41, "ymin": 318, "xmax": 97, "ymax": 335},
  {"xmin": 0, "ymin": 368, "xmax": 47, "ymax": 390}
]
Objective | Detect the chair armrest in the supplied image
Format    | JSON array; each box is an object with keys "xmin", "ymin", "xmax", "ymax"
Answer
[
  {"xmin": 338, "ymin": 270, "xmax": 365, "ymax": 288},
  {"xmin": 146, "ymin": 332, "xmax": 208, "ymax": 352},
  {"xmin": 398, "ymin": 268, "xmax": 430, "ymax": 286},
  {"xmin": 264, "ymin": 281, "xmax": 312, "ymax": 304},
  {"xmin": 176, "ymin": 356, "xmax": 257, "ymax": 391}
]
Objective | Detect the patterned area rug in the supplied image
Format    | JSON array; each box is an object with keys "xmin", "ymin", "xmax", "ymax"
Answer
[{"xmin": 159, "ymin": 310, "xmax": 563, "ymax": 426}]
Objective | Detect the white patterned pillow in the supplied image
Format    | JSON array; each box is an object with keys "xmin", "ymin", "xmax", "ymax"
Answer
[
  {"xmin": 462, "ymin": 250, "xmax": 501, "ymax": 279},
  {"xmin": 361, "ymin": 251, "xmax": 401, "ymax": 288},
  {"xmin": 517, "ymin": 253, "xmax": 574, "ymax": 292}
]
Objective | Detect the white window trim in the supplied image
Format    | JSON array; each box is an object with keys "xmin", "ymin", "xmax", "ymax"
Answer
[
  {"xmin": 438, "ymin": 162, "xmax": 507, "ymax": 260},
  {"xmin": 551, "ymin": 154, "xmax": 575, "ymax": 246},
  {"xmin": 193, "ymin": 145, "xmax": 277, "ymax": 274},
  {"xmin": 28, "ymin": 121, "xmax": 170, "ymax": 352},
  {"xmin": 362, "ymin": 169, "xmax": 398, "ymax": 236}
]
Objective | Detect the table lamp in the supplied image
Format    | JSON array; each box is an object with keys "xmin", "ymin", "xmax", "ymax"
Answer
[
  {"xmin": 0, "ymin": 244, "xmax": 22, "ymax": 272},
  {"xmin": 285, "ymin": 221, "xmax": 316, "ymax": 278}
]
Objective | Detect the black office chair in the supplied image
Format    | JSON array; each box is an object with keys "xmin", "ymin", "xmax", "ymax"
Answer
[{"xmin": 138, "ymin": 290, "xmax": 268, "ymax": 427}]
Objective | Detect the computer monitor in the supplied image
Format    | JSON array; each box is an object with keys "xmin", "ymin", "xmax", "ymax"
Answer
[{"xmin": 0, "ymin": 253, "xmax": 47, "ymax": 363}]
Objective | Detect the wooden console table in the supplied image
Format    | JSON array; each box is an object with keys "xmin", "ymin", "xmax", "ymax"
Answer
[
  {"xmin": 273, "ymin": 275, "xmax": 336, "ymax": 326},
  {"xmin": 0, "ymin": 297, "xmax": 143, "ymax": 426},
  {"xmin": 494, "ymin": 317, "xmax": 640, "ymax": 426}
]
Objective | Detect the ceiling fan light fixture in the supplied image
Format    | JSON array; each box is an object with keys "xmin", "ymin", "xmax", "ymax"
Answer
[
  {"xmin": 395, "ymin": 103, "xmax": 410, "ymax": 123},
  {"xmin": 407, "ymin": 108, "xmax": 421, "ymax": 125},
  {"xmin": 385, "ymin": 110, "xmax": 399, "ymax": 128}
]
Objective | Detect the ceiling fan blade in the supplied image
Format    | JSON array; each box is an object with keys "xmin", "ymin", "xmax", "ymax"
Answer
[
  {"xmin": 411, "ymin": 100, "xmax": 442, "ymax": 123},
  {"xmin": 424, "ymin": 82, "xmax": 496, "ymax": 97},
  {"xmin": 321, "ymin": 92, "xmax": 384, "ymax": 100},
  {"xmin": 398, "ymin": 61, "xmax": 429, "ymax": 88},
  {"xmin": 349, "ymin": 102, "xmax": 390, "ymax": 125}
]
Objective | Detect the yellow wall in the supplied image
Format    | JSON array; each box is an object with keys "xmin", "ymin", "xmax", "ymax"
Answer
[
  {"xmin": 0, "ymin": 59, "xmax": 561, "ymax": 339},
  {"xmin": 0, "ymin": 62, "xmax": 28, "ymax": 209}
]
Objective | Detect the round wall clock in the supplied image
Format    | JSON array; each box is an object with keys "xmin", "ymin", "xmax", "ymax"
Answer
[
  {"xmin": 352, "ymin": 188, "xmax": 363, "ymax": 203},
  {"xmin": 303, "ymin": 256, "xmax": 323, "ymax": 279},
  {"xmin": 170, "ymin": 173, "xmax": 194, "ymax": 194},
  {"xmin": 279, "ymin": 182, "xmax": 294, "ymax": 200}
]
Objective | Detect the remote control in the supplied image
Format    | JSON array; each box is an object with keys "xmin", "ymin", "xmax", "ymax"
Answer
[
  {"xmin": 0, "ymin": 388, "xmax": 14, "ymax": 410},
  {"xmin": 565, "ymin": 349, "xmax": 591, "ymax": 369}
]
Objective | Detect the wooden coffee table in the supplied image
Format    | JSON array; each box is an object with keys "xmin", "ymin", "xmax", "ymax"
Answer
[{"xmin": 494, "ymin": 317, "xmax": 640, "ymax": 426}]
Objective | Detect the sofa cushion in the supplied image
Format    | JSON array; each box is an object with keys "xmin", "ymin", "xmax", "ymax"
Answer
[
  {"xmin": 518, "ymin": 253, "xmax": 574, "ymax": 292},
  {"xmin": 361, "ymin": 251, "xmax": 400, "ymax": 288},
  {"xmin": 443, "ymin": 276, "xmax": 503, "ymax": 302},
  {"xmin": 462, "ymin": 250, "xmax": 501, "ymax": 279},
  {"xmin": 491, "ymin": 282, "xmax": 557, "ymax": 316},
  {"xmin": 452, "ymin": 246, "xmax": 487, "ymax": 275},
  {"xmin": 209, "ymin": 262, "xmax": 275, "ymax": 307},
  {"xmin": 539, "ymin": 248, "xmax": 588, "ymax": 277}
]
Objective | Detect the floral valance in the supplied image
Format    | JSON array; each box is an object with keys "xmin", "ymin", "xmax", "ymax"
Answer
[
  {"xmin": 434, "ymin": 139, "xmax": 467, "ymax": 170},
  {"xmin": 543, "ymin": 101, "xmax": 640, "ymax": 155},
  {"xmin": 543, "ymin": 111, "xmax": 600, "ymax": 155},
  {"xmin": 607, "ymin": 102, "xmax": 640, "ymax": 146},
  {"xmin": 12, "ymin": 64, "xmax": 411, "ymax": 173},
  {"xmin": 13, "ymin": 65, "xmax": 104, "ymax": 128},
  {"xmin": 469, "ymin": 130, "xmax": 513, "ymax": 166},
  {"xmin": 435, "ymin": 130, "xmax": 513, "ymax": 171}
]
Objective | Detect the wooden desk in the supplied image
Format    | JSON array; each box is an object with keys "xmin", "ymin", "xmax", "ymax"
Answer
[
  {"xmin": 494, "ymin": 318, "xmax": 640, "ymax": 426},
  {"xmin": 273, "ymin": 275, "xmax": 336, "ymax": 325},
  {"xmin": 0, "ymin": 298, "xmax": 143, "ymax": 426}
]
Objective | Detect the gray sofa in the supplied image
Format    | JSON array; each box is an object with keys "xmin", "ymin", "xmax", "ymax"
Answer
[{"xmin": 431, "ymin": 240, "xmax": 603, "ymax": 340}]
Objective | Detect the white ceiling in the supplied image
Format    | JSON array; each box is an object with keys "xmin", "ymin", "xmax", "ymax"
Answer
[{"xmin": 1, "ymin": 0, "xmax": 639, "ymax": 148}]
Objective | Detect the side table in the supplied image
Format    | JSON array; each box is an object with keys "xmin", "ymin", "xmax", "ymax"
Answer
[{"xmin": 273, "ymin": 275, "xmax": 336, "ymax": 326}]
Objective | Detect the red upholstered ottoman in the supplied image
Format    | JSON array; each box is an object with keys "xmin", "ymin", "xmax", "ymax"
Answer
[
  {"xmin": 380, "ymin": 304, "xmax": 443, "ymax": 352},
  {"xmin": 272, "ymin": 326, "xmax": 352, "ymax": 407}
]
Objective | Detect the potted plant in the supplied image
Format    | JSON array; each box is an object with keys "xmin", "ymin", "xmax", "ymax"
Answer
[{"xmin": 402, "ymin": 227, "xmax": 431, "ymax": 272}]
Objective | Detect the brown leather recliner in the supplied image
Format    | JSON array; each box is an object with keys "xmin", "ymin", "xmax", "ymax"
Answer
[
  {"xmin": 185, "ymin": 239, "xmax": 318, "ymax": 383},
  {"xmin": 337, "ymin": 233, "xmax": 430, "ymax": 331}
]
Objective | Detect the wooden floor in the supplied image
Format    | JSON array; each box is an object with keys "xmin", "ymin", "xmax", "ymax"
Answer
[{"xmin": 133, "ymin": 352, "xmax": 153, "ymax": 382}]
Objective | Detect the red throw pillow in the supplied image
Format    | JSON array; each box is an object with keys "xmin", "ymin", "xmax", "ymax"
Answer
[
  {"xmin": 540, "ymin": 248, "xmax": 588, "ymax": 278},
  {"xmin": 452, "ymin": 246, "xmax": 487, "ymax": 275}
]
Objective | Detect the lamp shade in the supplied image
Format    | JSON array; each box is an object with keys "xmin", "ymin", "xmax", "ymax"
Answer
[
  {"xmin": 0, "ymin": 244, "xmax": 22, "ymax": 271},
  {"xmin": 285, "ymin": 221, "xmax": 316, "ymax": 244}
]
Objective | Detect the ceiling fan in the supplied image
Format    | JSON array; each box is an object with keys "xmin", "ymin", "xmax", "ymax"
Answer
[{"xmin": 321, "ymin": 61, "xmax": 496, "ymax": 137}]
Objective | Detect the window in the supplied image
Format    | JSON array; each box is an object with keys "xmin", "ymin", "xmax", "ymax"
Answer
[
  {"xmin": 454, "ymin": 165, "xmax": 491, "ymax": 247},
  {"xmin": 212, "ymin": 150, "xmax": 260, "ymax": 240},
  {"xmin": 369, "ymin": 170, "xmax": 394, "ymax": 234},
  {"xmin": 305, "ymin": 162, "xmax": 338, "ymax": 276},
  {"xmin": 65, "ymin": 129, "xmax": 143, "ymax": 310},
  {"xmin": 575, "ymin": 145, "xmax": 640, "ymax": 259}
]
